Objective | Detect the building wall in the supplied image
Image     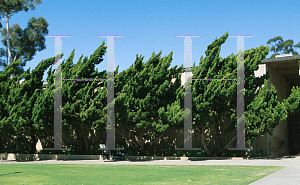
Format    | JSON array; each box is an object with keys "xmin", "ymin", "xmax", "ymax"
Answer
[
  {"xmin": 253, "ymin": 63, "xmax": 288, "ymax": 157},
  {"xmin": 266, "ymin": 64, "xmax": 288, "ymax": 157}
]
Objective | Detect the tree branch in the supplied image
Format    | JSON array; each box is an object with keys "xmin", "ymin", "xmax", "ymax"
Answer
[
  {"xmin": 135, "ymin": 133, "xmax": 142, "ymax": 146},
  {"xmin": 216, "ymin": 129, "xmax": 245, "ymax": 154},
  {"xmin": 148, "ymin": 132, "xmax": 164, "ymax": 145},
  {"xmin": 117, "ymin": 128, "xmax": 139, "ymax": 149},
  {"xmin": 5, "ymin": 134, "xmax": 24, "ymax": 150},
  {"xmin": 217, "ymin": 135, "xmax": 237, "ymax": 154},
  {"xmin": 12, "ymin": 55, "xmax": 17, "ymax": 63},
  {"xmin": 46, "ymin": 133, "xmax": 72, "ymax": 150}
]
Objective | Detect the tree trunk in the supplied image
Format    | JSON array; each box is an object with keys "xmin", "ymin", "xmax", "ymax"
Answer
[
  {"xmin": 77, "ymin": 125, "xmax": 82, "ymax": 152},
  {"xmin": 117, "ymin": 127, "xmax": 140, "ymax": 152},
  {"xmin": 214, "ymin": 118, "xmax": 221, "ymax": 156},
  {"xmin": 4, "ymin": 16, "xmax": 13, "ymax": 79},
  {"xmin": 77, "ymin": 125, "xmax": 89, "ymax": 154},
  {"xmin": 6, "ymin": 135, "xmax": 24, "ymax": 151},
  {"xmin": 28, "ymin": 135, "xmax": 37, "ymax": 154},
  {"xmin": 0, "ymin": 137, "xmax": 2, "ymax": 152},
  {"xmin": 201, "ymin": 127, "xmax": 212, "ymax": 155},
  {"xmin": 140, "ymin": 143, "xmax": 145, "ymax": 156},
  {"xmin": 84, "ymin": 126, "xmax": 88, "ymax": 152},
  {"xmin": 139, "ymin": 135, "xmax": 147, "ymax": 156}
]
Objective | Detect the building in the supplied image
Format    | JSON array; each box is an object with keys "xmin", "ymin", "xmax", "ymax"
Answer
[{"xmin": 253, "ymin": 54, "xmax": 300, "ymax": 157}]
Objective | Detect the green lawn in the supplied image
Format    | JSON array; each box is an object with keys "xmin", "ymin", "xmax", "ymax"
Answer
[{"xmin": 0, "ymin": 164, "xmax": 284, "ymax": 184}]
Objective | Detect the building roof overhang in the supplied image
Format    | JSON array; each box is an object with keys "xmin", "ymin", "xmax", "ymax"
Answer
[
  {"xmin": 261, "ymin": 55, "xmax": 300, "ymax": 64},
  {"xmin": 261, "ymin": 55, "xmax": 300, "ymax": 85}
]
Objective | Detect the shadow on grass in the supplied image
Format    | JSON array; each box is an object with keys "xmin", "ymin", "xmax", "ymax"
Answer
[{"xmin": 0, "ymin": 172, "xmax": 22, "ymax": 176}]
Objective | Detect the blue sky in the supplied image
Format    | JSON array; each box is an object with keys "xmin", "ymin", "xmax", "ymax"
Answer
[{"xmin": 1, "ymin": 0, "xmax": 300, "ymax": 82}]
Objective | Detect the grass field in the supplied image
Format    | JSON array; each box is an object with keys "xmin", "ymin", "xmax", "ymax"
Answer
[{"xmin": 0, "ymin": 164, "xmax": 284, "ymax": 184}]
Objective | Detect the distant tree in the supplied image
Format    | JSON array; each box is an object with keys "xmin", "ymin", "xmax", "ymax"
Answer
[
  {"xmin": 0, "ymin": 0, "xmax": 48, "ymax": 79},
  {"xmin": 267, "ymin": 36, "xmax": 300, "ymax": 58}
]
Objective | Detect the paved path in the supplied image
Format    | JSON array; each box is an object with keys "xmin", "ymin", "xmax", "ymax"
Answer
[{"xmin": 1, "ymin": 156, "xmax": 300, "ymax": 184}]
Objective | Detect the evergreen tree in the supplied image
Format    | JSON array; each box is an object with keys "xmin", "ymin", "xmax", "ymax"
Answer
[
  {"xmin": 112, "ymin": 51, "xmax": 184, "ymax": 155},
  {"xmin": 175, "ymin": 31, "xmax": 300, "ymax": 156},
  {"xmin": 0, "ymin": 54, "xmax": 58, "ymax": 153},
  {"xmin": 32, "ymin": 41, "xmax": 111, "ymax": 154}
]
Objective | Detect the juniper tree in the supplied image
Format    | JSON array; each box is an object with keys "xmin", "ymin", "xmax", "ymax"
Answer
[
  {"xmin": 174, "ymin": 31, "xmax": 299, "ymax": 156},
  {"xmin": 0, "ymin": 54, "xmax": 58, "ymax": 154},
  {"xmin": 0, "ymin": 57, "xmax": 22, "ymax": 151},
  {"xmin": 111, "ymin": 51, "xmax": 184, "ymax": 155},
  {"xmin": 32, "ymin": 41, "xmax": 112, "ymax": 154},
  {"xmin": 174, "ymin": 32, "xmax": 240, "ymax": 156}
]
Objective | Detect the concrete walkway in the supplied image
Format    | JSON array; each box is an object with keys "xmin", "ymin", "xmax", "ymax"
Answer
[{"xmin": 1, "ymin": 156, "xmax": 300, "ymax": 184}]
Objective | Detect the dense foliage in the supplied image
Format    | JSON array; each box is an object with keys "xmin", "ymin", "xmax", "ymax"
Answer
[
  {"xmin": 113, "ymin": 51, "xmax": 184, "ymax": 155},
  {"xmin": 1, "ymin": 32, "xmax": 300, "ymax": 157}
]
